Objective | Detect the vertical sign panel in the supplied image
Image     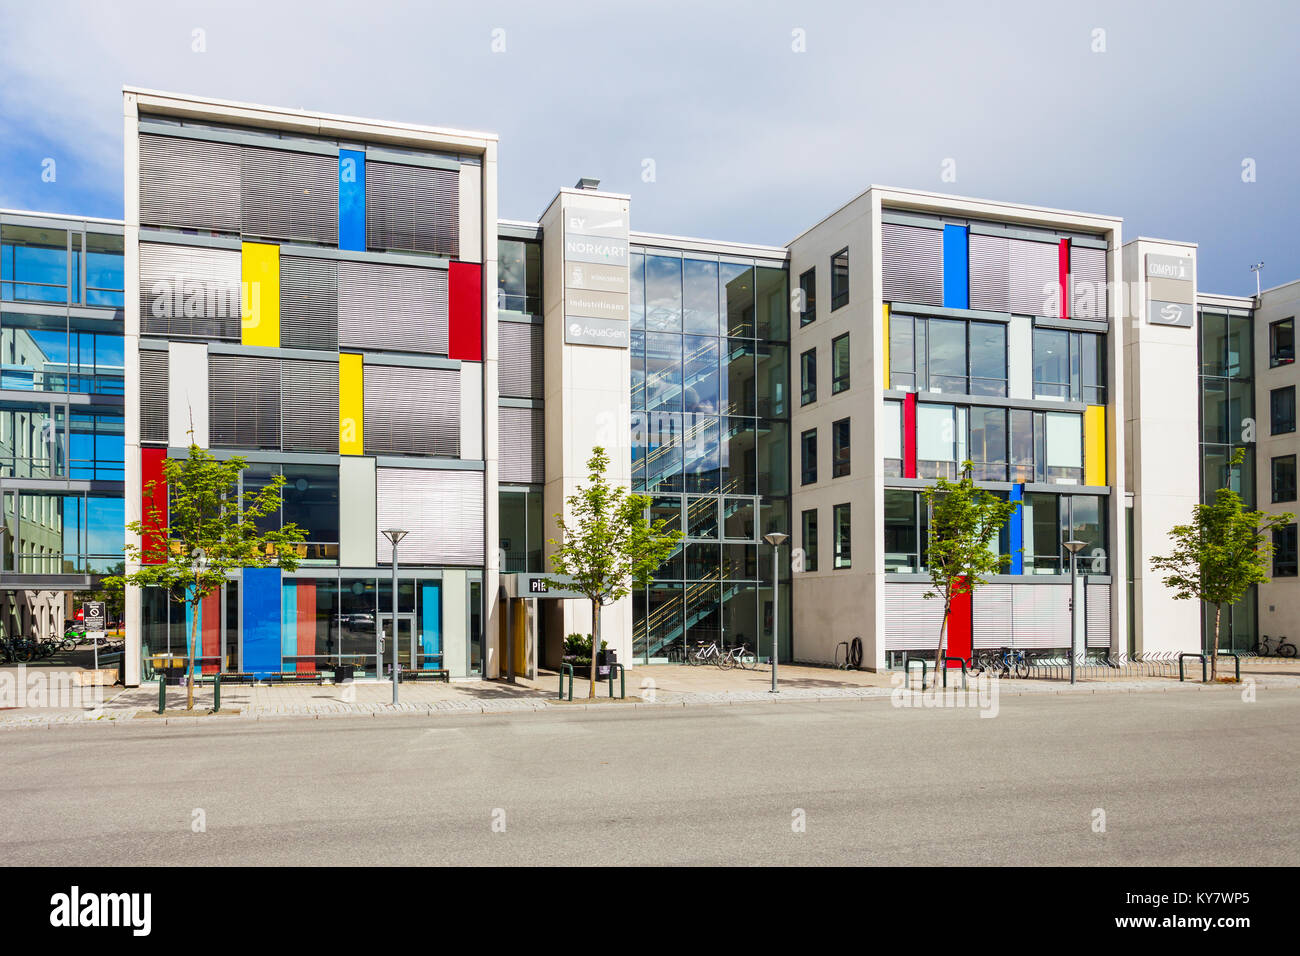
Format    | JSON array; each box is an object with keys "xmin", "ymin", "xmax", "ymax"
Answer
[
  {"xmin": 339, "ymin": 353, "xmax": 364, "ymax": 454},
  {"xmin": 903, "ymin": 392, "xmax": 918, "ymax": 479},
  {"xmin": 948, "ymin": 575, "xmax": 972, "ymax": 664},
  {"xmin": 1084, "ymin": 405, "xmax": 1107, "ymax": 486},
  {"xmin": 338, "ymin": 149, "xmax": 366, "ymax": 252},
  {"xmin": 942, "ymin": 224, "xmax": 968, "ymax": 310},
  {"xmin": 1058, "ymin": 239, "xmax": 1071, "ymax": 322},
  {"xmin": 448, "ymin": 261, "xmax": 483, "ymax": 361},
  {"xmin": 421, "ymin": 582, "xmax": 442, "ymax": 669},
  {"xmin": 141, "ymin": 447, "xmax": 167, "ymax": 565},
  {"xmin": 242, "ymin": 567, "xmax": 282, "ymax": 677},
  {"xmin": 240, "ymin": 241, "xmax": 280, "ymax": 347},
  {"xmin": 1009, "ymin": 483, "xmax": 1024, "ymax": 574},
  {"xmin": 882, "ymin": 304, "xmax": 891, "ymax": 389}
]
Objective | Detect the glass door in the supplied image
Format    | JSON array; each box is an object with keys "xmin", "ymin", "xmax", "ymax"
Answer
[{"xmin": 378, "ymin": 614, "xmax": 416, "ymax": 676}]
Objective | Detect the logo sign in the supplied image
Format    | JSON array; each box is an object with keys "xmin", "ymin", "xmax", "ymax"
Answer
[
  {"xmin": 1146, "ymin": 254, "xmax": 1193, "ymax": 281},
  {"xmin": 563, "ymin": 234, "xmax": 629, "ymax": 266},
  {"xmin": 565, "ymin": 206, "xmax": 628, "ymax": 238},
  {"xmin": 84, "ymin": 601, "xmax": 106, "ymax": 631},
  {"xmin": 566, "ymin": 289, "xmax": 627, "ymax": 321},
  {"xmin": 566, "ymin": 316, "xmax": 631, "ymax": 348},
  {"xmin": 1149, "ymin": 299, "xmax": 1193, "ymax": 327},
  {"xmin": 566, "ymin": 262, "xmax": 629, "ymax": 294},
  {"xmin": 528, "ymin": 578, "xmax": 549, "ymax": 594}
]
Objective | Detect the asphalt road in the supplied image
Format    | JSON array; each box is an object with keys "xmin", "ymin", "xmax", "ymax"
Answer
[{"xmin": 2, "ymin": 689, "xmax": 1296, "ymax": 866}]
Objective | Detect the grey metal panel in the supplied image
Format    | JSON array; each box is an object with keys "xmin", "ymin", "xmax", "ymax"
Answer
[
  {"xmin": 339, "ymin": 457, "xmax": 377, "ymax": 567},
  {"xmin": 375, "ymin": 468, "xmax": 484, "ymax": 565},
  {"xmin": 1010, "ymin": 583, "xmax": 1070, "ymax": 649},
  {"xmin": 281, "ymin": 358, "xmax": 339, "ymax": 452},
  {"xmin": 365, "ymin": 161, "xmax": 459, "ymax": 257},
  {"xmin": 280, "ymin": 256, "xmax": 338, "ymax": 350},
  {"xmin": 239, "ymin": 146, "xmax": 338, "ymax": 244},
  {"xmin": 1007, "ymin": 238, "xmax": 1060, "ymax": 317},
  {"xmin": 969, "ymin": 233, "xmax": 1010, "ymax": 313},
  {"xmin": 139, "ymin": 349, "xmax": 169, "ymax": 443},
  {"xmin": 1069, "ymin": 245, "xmax": 1108, "ymax": 320},
  {"xmin": 363, "ymin": 364, "xmax": 459, "ymax": 458},
  {"xmin": 972, "ymin": 584, "xmax": 1013, "ymax": 649},
  {"xmin": 208, "ymin": 354, "xmax": 281, "ymax": 448},
  {"xmin": 884, "ymin": 581, "xmax": 946, "ymax": 651},
  {"xmin": 1085, "ymin": 580, "xmax": 1111, "ymax": 649},
  {"xmin": 338, "ymin": 260, "xmax": 448, "ymax": 355},
  {"xmin": 138, "ymin": 243, "xmax": 242, "ymax": 339},
  {"xmin": 497, "ymin": 321, "xmax": 543, "ymax": 398},
  {"xmin": 498, "ymin": 406, "xmax": 544, "ymax": 483},
  {"xmin": 881, "ymin": 222, "xmax": 943, "ymax": 306},
  {"xmin": 138, "ymin": 134, "xmax": 241, "ymax": 232}
]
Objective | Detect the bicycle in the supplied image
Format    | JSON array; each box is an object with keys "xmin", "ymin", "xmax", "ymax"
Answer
[
  {"xmin": 976, "ymin": 646, "xmax": 1029, "ymax": 679},
  {"xmin": 721, "ymin": 643, "xmax": 757, "ymax": 670},
  {"xmin": 687, "ymin": 641, "xmax": 723, "ymax": 666},
  {"xmin": 1252, "ymin": 635, "xmax": 1297, "ymax": 658}
]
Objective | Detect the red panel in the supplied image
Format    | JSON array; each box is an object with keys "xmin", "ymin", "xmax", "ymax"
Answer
[
  {"xmin": 200, "ymin": 591, "xmax": 220, "ymax": 675},
  {"xmin": 1058, "ymin": 239, "xmax": 1070, "ymax": 321},
  {"xmin": 296, "ymin": 580, "xmax": 316, "ymax": 674},
  {"xmin": 141, "ymin": 448, "xmax": 167, "ymax": 565},
  {"xmin": 447, "ymin": 261, "xmax": 483, "ymax": 361},
  {"xmin": 903, "ymin": 392, "xmax": 917, "ymax": 479},
  {"xmin": 947, "ymin": 576, "xmax": 972, "ymax": 665}
]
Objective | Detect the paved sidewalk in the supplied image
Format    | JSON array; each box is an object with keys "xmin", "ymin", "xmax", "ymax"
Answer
[{"xmin": 2, "ymin": 661, "xmax": 1298, "ymax": 729}]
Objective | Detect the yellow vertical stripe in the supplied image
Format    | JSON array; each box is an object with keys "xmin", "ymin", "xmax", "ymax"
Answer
[
  {"xmin": 340, "ymin": 353, "xmax": 364, "ymax": 455},
  {"xmin": 1084, "ymin": 405, "xmax": 1106, "ymax": 486},
  {"xmin": 882, "ymin": 304, "xmax": 891, "ymax": 390},
  {"xmin": 240, "ymin": 242, "xmax": 280, "ymax": 347}
]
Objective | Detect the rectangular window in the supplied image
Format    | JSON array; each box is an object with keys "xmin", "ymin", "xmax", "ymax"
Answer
[
  {"xmin": 1033, "ymin": 329, "xmax": 1106, "ymax": 403},
  {"xmin": 1272, "ymin": 386, "xmax": 1296, "ymax": 435},
  {"xmin": 884, "ymin": 490, "xmax": 926, "ymax": 572},
  {"xmin": 916, "ymin": 403, "xmax": 967, "ymax": 479},
  {"xmin": 968, "ymin": 406, "xmax": 1008, "ymax": 482},
  {"xmin": 968, "ymin": 322, "xmax": 1008, "ymax": 397},
  {"xmin": 830, "ymin": 248, "xmax": 849, "ymax": 311},
  {"xmin": 800, "ymin": 348, "xmax": 817, "ymax": 405},
  {"xmin": 799, "ymin": 268, "xmax": 816, "ymax": 326},
  {"xmin": 1271, "ymin": 317, "xmax": 1295, "ymax": 368},
  {"xmin": 801, "ymin": 508, "xmax": 818, "ymax": 572},
  {"xmin": 1273, "ymin": 455, "xmax": 1298, "ymax": 503},
  {"xmin": 927, "ymin": 318, "xmax": 967, "ymax": 393},
  {"xmin": 832, "ymin": 417, "xmax": 850, "ymax": 478},
  {"xmin": 1044, "ymin": 411, "xmax": 1084, "ymax": 484},
  {"xmin": 883, "ymin": 399, "xmax": 903, "ymax": 476},
  {"xmin": 831, "ymin": 333, "xmax": 850, "ymax": 393},
  {"xmin": 891, "ymin": 314, "xmax": 1007, "ymax": 396},
  {"xmin": 889, "ymin": 314, "xmax": 915, "ymax": 391},
  {"xmin": 833, "ymin": 503, "xmax": 851, "ymax": 568},
  {"xmin": 1274, "ymin": 524, "xmax": 1298, "ymax": 577},
  {"xmin": 800, "ymin": 428, "xmax": 817, "ymax": 485}
]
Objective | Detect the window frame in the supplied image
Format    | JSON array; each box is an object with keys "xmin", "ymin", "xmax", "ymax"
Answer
[
  {"xmin": 799, "ymin": 267, "xmax": 816, "ymax": 327},
  {"xmin": 800, "ymin": 347, "xmax": 817, "ymax": 406},
  {"xmin": 800, "ymin": 427, "xmax": 817, "ymax": 485},
  {"xmin": 801, "ymin": 508, "xmax": 818, "ymax": 572},
  {"xmin": 830, "ymin": 248, "xmax": 849, "ymax": 311},
  {"xmin": 1270, "ymin": 317, "xmax": 1295, "ymax": 368},
  {"xmin": 1273, "ymin": 454, "xmax": 1298, "ymax": 503},
  {"xmin": 831, "ymin": 417, "xmax": 851, "ymax": 478},
  {"xmin": 1273, "ymin": 523, "xmax": 1298, "ymax": 577},
  {"xmin": 1271, "ymin": 386, "xmax": 1296, "ymax": 435},
  {"xmin": 833, "ymin": 502, "xmax": 851, "ymax": 569},
  {"xmin": 831, "ymin": 332, "xmax": 850, "ymax": 394}
]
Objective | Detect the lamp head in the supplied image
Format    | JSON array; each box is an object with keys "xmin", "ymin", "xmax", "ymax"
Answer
[
  {"xmin": 1063, "ymin": 539, "xmax": 1087, "ymax": 555},
  {"xmin": 763, "ymin": 532, "xmax": 789, "ymax": 548},
  {"xmin": 382, "ymin": 528, "xmax": 409, "ymax": 545}
]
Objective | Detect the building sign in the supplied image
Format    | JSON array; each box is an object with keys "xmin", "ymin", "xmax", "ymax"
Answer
[
  {"xmin": 563, "ymin": 198, "xmax": 630, "ymax": 348},
  {"xmin": 1146, "ymin": 254, "xmax": 1193, "ymax": 281},
  {"xmin": 1145, "ymin": 254, "xmax": 1194, "ymax": 328},
  {"xmin": 84, "ymin": 601, "xmax": 106, "ymax": 632},
  {"xmin": 1148, "ymin": 299, "xmax": 1193, "ymax": 327}
]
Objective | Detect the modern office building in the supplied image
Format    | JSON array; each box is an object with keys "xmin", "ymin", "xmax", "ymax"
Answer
[
  {"xmin": 0, "ymin": 208, "xmax": 125, "ymax": 643},
  {"xmin": 9, "ymin": 85, "xmax": 1267, "ymax": 685}
]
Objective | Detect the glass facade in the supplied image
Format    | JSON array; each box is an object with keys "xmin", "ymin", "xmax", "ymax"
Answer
[{"xmin": 630, "ymin": 248, "xmax": 789, "ymax": 662}]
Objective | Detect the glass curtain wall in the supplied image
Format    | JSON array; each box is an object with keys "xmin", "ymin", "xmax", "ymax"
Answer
[{"xmin": 630, "ymin": 249, "xmax": 790, "ymax": 662}]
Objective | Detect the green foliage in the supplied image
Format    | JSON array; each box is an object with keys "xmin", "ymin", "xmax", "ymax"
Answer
[
  {"xmin": 546, "ymin": 447, "xmax": 682, "ymax": 607},
  {"xmin": 563, "ymin": 633, "xmax": 607, "ymax": 658}
]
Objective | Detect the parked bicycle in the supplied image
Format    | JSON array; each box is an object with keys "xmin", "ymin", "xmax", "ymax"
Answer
[
  {"xmin": 720, "ymin": 643, "xmax": 758, "ymax": 670},
  {"xmin": 687, "ymin": 641, "xmax": 723, "ymax": 666},
  {"xmin": 1252, "ymin": 634, "xmax": 1297, "ymax": 658},
  {"xmin": 974, "ymin": 647, "xmax": 1030, "ymax": 678}
]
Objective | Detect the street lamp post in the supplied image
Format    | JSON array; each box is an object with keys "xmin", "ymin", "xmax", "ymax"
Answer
[
  {"xmin": 763, "ymin": 532, "xmax": 788, "ymax": 694},
  {"xmin": 1063, "ymin": 539, "xmax": 1087, "ymax": 685},
  {"xmin": 381, "ymin": 529, "xmax": 408, "ymax": 705}
]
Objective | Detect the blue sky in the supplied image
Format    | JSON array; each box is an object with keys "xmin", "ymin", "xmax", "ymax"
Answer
[{"xmin": 1, "ymin": 0, "xmax": 1297, "ymax": 295}]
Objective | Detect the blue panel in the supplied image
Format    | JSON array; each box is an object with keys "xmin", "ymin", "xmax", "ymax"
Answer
[
  {"xmin": 1009, "ymin": 483, "xmax": 1024, "ymax": 575},
  {"xmin": 942, "ymin": 224, "xmax": 969, "ymax": 310},
  {"xmin": 242, "ymin": 567, "xmax": 282, "ymax": 677},
  {"xmin": 339, "ymin": 149, "xmax": 366, "ymax": 252},
  {"xmin": 421, "ymin": 582, "xmax": 441, "ymax": 668}
]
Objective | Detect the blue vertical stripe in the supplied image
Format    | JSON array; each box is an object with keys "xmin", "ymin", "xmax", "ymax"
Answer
[
  {"xmin": 942, "ymin": 224, "xmax": 969, "ymax": 309},
  {"xmin": 242, "ymin": 568, "xmax": 282, "ymax": 677},
  {"xmin": 339, "ymin": 149, "xmax": 366, "ymax": 252},
  {"xmin": 1009, "ymin": 483, "xmax": 1024, "ymax": 575},
  {"xmin": 281, "ymin": 582, "xmax": 297, "ymax": 670},
  {"xmin": 421, "ymin": 582, "xmax": 441, "ymax": 668}
]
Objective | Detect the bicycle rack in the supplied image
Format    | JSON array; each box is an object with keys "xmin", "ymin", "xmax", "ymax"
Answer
[
  {"xmin": 904, "ymin": 658, "xmax": 928, "ymax": 690},
  {"xmin": 557, "ymin": 662, "xmax": 574, "ymax": 701},
  {"xmin": 1220, "ymin": 652, "xmax": 1241, "ymax": 681},
  {"xmin": 941, "ymin": 656, "xmax": 969, "ymax": 691},
  {"xmin": 607, "ymin": 663, "xmax": 626, "ymax": 700},
  {"xmin": 1178, "ymin": 652, "xmax": 1207, "ymax": 683}
]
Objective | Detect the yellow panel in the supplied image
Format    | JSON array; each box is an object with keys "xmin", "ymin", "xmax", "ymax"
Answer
[
  {"xmin": 882, "ymin": 303, "xmax": 891, "ymax": 389},
  {"xmin": 339, "ymin": 353, "xmax": 364, "ymax": 455},
  {"xmin": 240, "ymin": 242, "xmax": 280, "ymax": 347},
  {"xmin": 1084, "ymin": 405, "xmax": 1106, "ymax": 486}
]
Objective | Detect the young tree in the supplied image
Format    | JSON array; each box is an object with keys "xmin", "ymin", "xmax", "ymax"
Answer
[
  {"xmin": 546, "ymin": 447, "xmax": 682, "ymax": 697},
  {"xmin": 921, "ymin": 462, "xmax": 1017, "ymax": 684},
  {"xmin": 1150, "ymin": 451, "xmax": 1293, "ymax": 680},
  {"xmin": 108, "ymin": 444, "xmax": 306, "ymax": 710}
]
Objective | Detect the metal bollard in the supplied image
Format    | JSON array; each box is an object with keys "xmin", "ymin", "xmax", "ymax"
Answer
[
  {"xmin": 558, "ymin": 662, "xmax": 574, "ymax": 701},
  {"xmin": 157, "ymin": 674, "xmax": 166, "ymax": 714},
  {"xmin": 213, "ymin": 673, "xmax": 221, "ymax": 713}
]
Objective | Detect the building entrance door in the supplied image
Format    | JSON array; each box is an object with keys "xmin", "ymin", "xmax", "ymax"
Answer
[{"xmin": 378, "ymin": 614, "xmax": 416, "ymax": 677}]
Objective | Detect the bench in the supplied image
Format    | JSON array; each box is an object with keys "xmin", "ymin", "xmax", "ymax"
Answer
[
  {"xmin": 268, "ymin": 671, "xmax": 327, "ymax": 684},
  {"xmin": 398, "ymin": 668, "xmax": 450, "ymax": 683}
]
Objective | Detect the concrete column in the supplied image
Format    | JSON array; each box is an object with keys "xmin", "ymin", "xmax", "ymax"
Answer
[{"xmin": 122, "ymin": 91, "xmax": 143, "ymax": 687}]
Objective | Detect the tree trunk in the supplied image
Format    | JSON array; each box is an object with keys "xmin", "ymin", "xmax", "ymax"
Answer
[
  {"xmin": 931, "ymin": 588, "xmax": 951, "ymax": 689},
  {"xmin": 1211, "ymin": 604, "xmax": 1221, "ymax": 682},
  {"xmin": 589, "ymin": 598, "xmax": 600, "ymax": 700}
]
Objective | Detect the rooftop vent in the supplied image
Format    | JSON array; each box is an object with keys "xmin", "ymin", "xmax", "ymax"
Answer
[{"xmin": 575, "ymin": 177, "xmax": 600, "ymax": 190}]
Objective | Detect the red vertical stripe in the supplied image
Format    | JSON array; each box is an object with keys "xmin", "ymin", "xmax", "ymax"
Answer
[
  {"xmin": 141, "ymin": 448, "xmax": 167, "ymax": 565},
  {"xmin": 447, "ymin": 261, "xmax": 482, "ymax": 361},
  {"xmin": 903, "ymin": 392, "xmax": 917, "ymax": 479},
  {"xmin": 1058, "ymin": 238, "xmax": 1070, "ymax": 321},
  {"xmin": 296, "ymin": 580, "xmax": 316, "ymax": 674},
  {"xmin": 200, "ymin": 591, "xmax": 220, "ymax": 675},
  {"xmin": 947, "ymin": 576, "xmax": 973, "ymax": 666}
]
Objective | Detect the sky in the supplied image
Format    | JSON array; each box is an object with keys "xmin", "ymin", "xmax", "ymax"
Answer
[{"xmin": 1, "ymin": 0, "xmax": 1297, "ymax": 295}]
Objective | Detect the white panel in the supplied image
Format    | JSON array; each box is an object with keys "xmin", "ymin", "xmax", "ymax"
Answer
[
  {"xmin": 458, "ymin": 164, "xmax": 482, "ymax": 264},
  {"xmin": 1010, "ymin": 583, "xmax": 1070, "ymax": 649},
  {"xmin": 167, "ymin": 341, "xmax": 209, "ymax": 447},
  {"xmin": 1046, "ymin": 412, "xmax": 1083, "ymax": 468},
  {"xmin": 460, "ymin": 363, "xmax": 483, "ymax": 461},
  {"xmin": 1085, "ymin": 579, "xmax": 1110, "ymax": 649},
  {"xmin": 339, "ymin": 457, "xmax": 377, "ymax": 567},
  {"xmin": 376, "ymin": 468, "xmax": 484, "ymax": 566},
  {"xmin": 972, "ymin": 584, "xmax": 1013, "ymax": 649},
  {"xmin": 1007, "ymin": 315, "xmax": 1033, "ymax": 400},
  {"xmin": 884, "ymin": 582, "xmax": 947, "ymax": 650},
  {"xmin": 441, "ymin": 569, "xmax": 468, "ymax": 677}
]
